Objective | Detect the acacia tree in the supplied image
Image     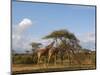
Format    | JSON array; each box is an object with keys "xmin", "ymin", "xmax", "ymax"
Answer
[
  {"xmin": 25, "ymin": 50, "xmax": 30, "ymax": 54},
  {"xmin": 30, "ymin": 42, "xmax": 42, "ymax": 63},
  {"xmin": 43, "ymin": 29, "xmax": 80, "ymax": 49},
  {"xmin": 43, "ymin": 29, "xmax": 81, "ymax": 64},
  {"xmin": 30, "ymin": 42, "xmax": 42, "ymax": 51}
]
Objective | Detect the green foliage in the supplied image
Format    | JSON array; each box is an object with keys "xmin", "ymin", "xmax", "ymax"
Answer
[
  {"xmin": 12, "ymin": 51, "xmax": 96, "ymax": 65},
  {"xmin": 43, "ymin": 29, "xmax": 79, "ymax": 42},
  {"xmin": 30, "ymin": 42, "xmax": 42, "ymax": 49},
  {"xmin": 43, "ymin": 29, "xmax": 81, "ymax": 50},
  {"xmin": 12, "ymin": 54, "xmax": 34, "ymax": 64},
  {"xmin": 43, "ymin": 29, "xmax": 70, "ymax": 39}
]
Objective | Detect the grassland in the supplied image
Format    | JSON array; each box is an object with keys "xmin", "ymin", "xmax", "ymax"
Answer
[{"xmin": 12, "ymin": 51, "xmax": 96, "ymax": 75}]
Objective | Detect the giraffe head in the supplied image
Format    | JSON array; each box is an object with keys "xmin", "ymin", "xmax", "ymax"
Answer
[{"xmin": 46, "ymin": 41, "xmax": 55, "ymax": 50}]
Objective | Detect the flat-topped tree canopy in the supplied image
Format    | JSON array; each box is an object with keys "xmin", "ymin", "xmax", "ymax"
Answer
[
  {"xmin": 43, "ymin": 29, "xmax": 70, "ymax": 39},
  {"xmin": 43, "ymin": 29, "xmax": 81, "ymax": 47},
  {"xmin": 30, "ymin": 42, "xmax": 42, "ymax": 49},
  {"xmin": 43, "ymin": 29, "xmax": 79, "ymax": 40}
]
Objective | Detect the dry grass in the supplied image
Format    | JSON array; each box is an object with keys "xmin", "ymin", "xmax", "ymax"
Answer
[
  {"xmin": 12, "ymin": 51, "xmax": 96, "ymax": 74},
  {"xmin": 12, "ymin": 63, "xmax": 96, "ymax": 75}
]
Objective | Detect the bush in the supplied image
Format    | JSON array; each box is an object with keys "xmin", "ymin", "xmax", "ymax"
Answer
[{"xmin": 12, "ymin": 54, "xmax": 34, "ymax": 64}]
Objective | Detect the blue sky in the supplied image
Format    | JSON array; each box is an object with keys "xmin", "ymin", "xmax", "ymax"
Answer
[{"xmin": 12, "ymin": 1, "xmax": 96, "ymax": 52}]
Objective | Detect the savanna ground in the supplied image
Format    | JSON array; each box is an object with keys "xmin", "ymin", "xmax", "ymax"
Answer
[{"xmin": 12, "ymin": 51, "xmax": 96, "ymax": 75}]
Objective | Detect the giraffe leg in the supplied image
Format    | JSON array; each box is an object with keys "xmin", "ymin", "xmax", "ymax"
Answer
[
  {"xmin": 60, "ymin": 52, "xmax": 63, "ymax": 64},
  {"xmin": 37, "ymin": 53, "xmax": 43, "ymax": 69},
  {"xmin": 48, "ymin": 53, "xmax": 51, "ymax": 64},
  {"xmin": 37, "ymin": 53, "xmax": 41, "ymax": 64},
  {"xmin": 38, "ymin": 57, "xmax": 40, "ymax": 64},
  {"xmin": 54, "ymin": 54, "xmax": 57, "ymax": 65}
]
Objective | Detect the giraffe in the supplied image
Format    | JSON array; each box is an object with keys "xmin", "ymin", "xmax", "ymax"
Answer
[
  {"xmin": 36, "ymin": 41, "xmax": 55, "ymax": 64},
  {"xmin": 47, "ymin": 43, "xmax": 81, "ymax": 65},
  {"xmin": 47, "ymin": 40, "xmax": 69, "ymax": 65},
  {"xmin": 48, "ymin": 47, "xmax": 59, "ymax": 64},
  {"xmin": 65, "ymin": 44, "xmax": 82, "ymax": 65}
]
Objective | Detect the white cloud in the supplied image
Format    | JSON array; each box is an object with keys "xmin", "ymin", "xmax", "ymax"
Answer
[
  {"xmin": 12, "ymin": 18, "xmax": 52, "ymax": 53},
  {"xmin": 78, "ymin": 32, "xmax": 95, "ymax": 43},
  {"xmin": 18, "ymin": 18, "xmax": 32, "ymax": 31},
  {"xmin": 78, "ymin": 32, "xmax": 95, "ymax": 50},
  {"xmin": 15, "ymin": 18, "xmax": 32, "ymax": 34},
  {"xmin": 12, "ymin": 18, "xmax": 33, "ymax": 52}
]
